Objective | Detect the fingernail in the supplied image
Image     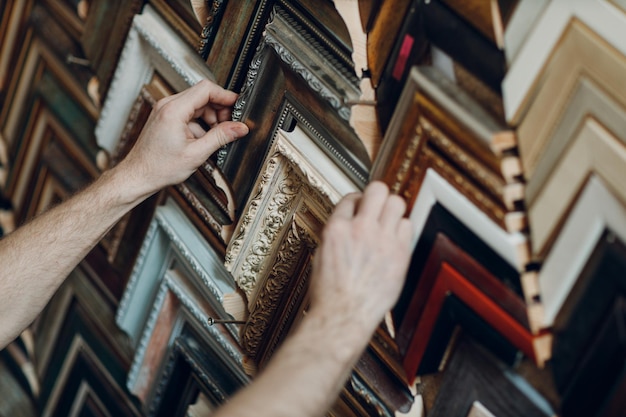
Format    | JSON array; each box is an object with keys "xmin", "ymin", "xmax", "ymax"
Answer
[{"xmin": 232, "ymin": 122, "xmax": 249, "ymax": 137}]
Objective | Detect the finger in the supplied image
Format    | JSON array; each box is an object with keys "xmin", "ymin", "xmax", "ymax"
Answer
[
  {"xmin": 379, "ymin": 194, "xmax": 407, "ymax": 229},
  {"xmin": 179, "ymin": 80, "xmax": 238, "ymax": 121},
  {"xmin": 330, "ymin": 192, "xmax": 361, "ymax": 220},
  {"xmin": 189, "ymin": 121, "xmax": 249, "ymax": 156},
  {"xmin": 355, "ymin": 181, "xmax": 389, "ymax": 220},
  {"xmin": 188, "ymin": 121, "xmax": 206, "ymax": 139}
]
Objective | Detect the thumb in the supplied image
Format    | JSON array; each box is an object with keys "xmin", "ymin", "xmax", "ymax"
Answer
[{"xmin": 193, "ymin": 121, "xmax": 249, "ymax": 156}]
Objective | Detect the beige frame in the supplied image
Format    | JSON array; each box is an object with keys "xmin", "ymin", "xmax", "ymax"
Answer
[{"xmin": 528, "ymin": 117, "xmax": 626, "ymax": 257}]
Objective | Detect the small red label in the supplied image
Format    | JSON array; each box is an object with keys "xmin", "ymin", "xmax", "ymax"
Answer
[{"xmin": 392, "ymin": 34, "xmax": 414, "ymax": 81}]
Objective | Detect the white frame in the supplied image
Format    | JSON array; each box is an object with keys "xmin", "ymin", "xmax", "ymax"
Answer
[
  {"xmin": 95, "ymin": 5, "xmax": 214, "ymax": 154},
  {"xmin": 538, "ymin": 175, "xmax": 626, "ymax": 328},
  {"xmin": 115, "ymin": 198, "xmax": 239, "ymax": 347},
  {"xmin": 503, "ymin": 0, "xmax": 626, "ymax": 123},
  {"xmin": 503, "ymin": 0, "xmax": 549, "ymax": 64},
  {"xmin": 408, "ymin": 168, "xmax": 529, "ymax": 272}
]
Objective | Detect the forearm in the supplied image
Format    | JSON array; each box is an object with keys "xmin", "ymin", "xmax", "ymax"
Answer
[
  {"xmin": 214, "ymin": 307, "xmax": 374, "ymax": 417},
  {"xmin": 0, "ymin": 166, "xmax": 144, "ymax": 347}
]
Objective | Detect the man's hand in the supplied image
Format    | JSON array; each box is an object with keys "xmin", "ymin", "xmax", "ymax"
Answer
[
  {"xmin": 309, "ymin": 181, "xmax": 414, "ymax": 337},
  {"xmin": 117, "ymin": 79, "xmax": 249, "ymax": 199}
]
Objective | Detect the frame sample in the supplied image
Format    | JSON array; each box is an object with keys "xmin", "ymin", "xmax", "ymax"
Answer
[
  {"xmin": 148, "ymin": 326, "xmax": 246, "ymax": 417},
  {"xmin": 79, "ymin": 0, "xmax": 143, "ymax": 101},
  {"xmin": 421, "ymin": 0, "xmax": 507, "ymax": 92},
  {"xmin": 95, "ymin": 4, "xmax": 215, "ymax": 155},
  {"xmin": 400, "ymin": 262, "xmax": 550, "ymax": 381},
  {"xmin": 503, "ymin": 0, "xmax": 626, "ymax": 123},
  {"xmin": 202, "ymin": 0, "xmax": 354, "ymax": 92},
  {"xmin": 556, "ymin": 296, "xmax": 626, "ymax": 417},
  {"xmin": 527, "ymin": 117, "xmax": 626, "ymax": 257},
  {"xmin": 225, "ymin": 125, "xmax": 359, "ymax": 366},
  {"xmin": 514, "ymin": 20, "xmax": 626, "ymax": 179},
  {"xmin": 536, "ymin": 175, "xmax": 626, "ymax": 329},
  {"xmin": 503, "ymin": 0, "xmax": 549, "ymax": 64},
  {"xmin": 7, "ymin": 103, "xmax": 97, "ymax": 226},
  {"xmin": 38, "ymin": 282, "xmax": 138, "ymax": 416},
  {"xmin": 221, "ymin": 2, "xmax": 367, "ymax": 211},
  {"xmin": 418, "ymin": 293, "xmax": 520, "ymax": 375},
  {"xmin": 407, "ymin": 168, "xmax": 528, "ymax": 271},
  {"xmin": 428, "ymin": 337, "xmax": 555, "ymax": 417},
  {"xmin": 396, "ymin": 231, "xmax": 528, "ymax": 353},
  {"xmin": 525, "ymin": 77, "xmax": 626, "ymax": 199},
  {"xmin": 0, "ymin": 0, "xmax": 35, "ymax": 105},
  {"xmin": 393, "ymin": 202, "xmax": 525, "ymax": 328},
  {"xmin": 551, "ymin": 232, "xmax": 626, "ymax": 390},
  {"xmin": 149, "ymin": 0, "xmax": 203, "ymax": 49},
  {"xmin": 126, "ymin": 265, "xmax": 245, "ymax": 410},
  {"xmin": 116, "ymin": 197, "xmax": 242, "ymax": 348},
  {"xmin": 371, "ymin": 67, "xmax": 524, "ymax": 233},
  {"xmin": 502, "ymin": 0, "xmax": 626, "ymax": 124}
]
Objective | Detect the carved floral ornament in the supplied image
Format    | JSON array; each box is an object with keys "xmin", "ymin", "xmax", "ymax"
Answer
[{"xmin": 225, "ymin": 126, "xmax": 359, "ymax": 310}]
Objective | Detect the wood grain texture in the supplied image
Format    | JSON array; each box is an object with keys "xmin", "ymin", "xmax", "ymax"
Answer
[{"xmin": 428, "ymin": 337, "xmax": 554, "ymax": 417}]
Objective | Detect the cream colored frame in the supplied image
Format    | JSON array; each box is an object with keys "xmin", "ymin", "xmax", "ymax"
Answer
[
  {"xmin": 525, "ymin": 77, "xmax": 626, "ymax": 200},
  {"xmin": 95, "ymin": 5, "xmax": 214, "ymax": 154},
  {"xmin": 528, "ymin": 117, "xmax": 626, "ymax": 257},
  {"xmin": 225, "ymin": 125, "xmax": 359, "ymax": 306},
  {"xmin": 513, "ymin": 20, "xmax": 626, "ymax": 176},
  {"xmin": 503, "ymin": 0, "xmax": 626, "ymax": 123}
]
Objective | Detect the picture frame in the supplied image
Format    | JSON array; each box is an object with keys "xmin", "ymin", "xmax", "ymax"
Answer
[
  {"xmin": 427, "ymin": 336, "xmax": 555, "ymax": 417},
  {"xmin": 115, "ymin": 197, "xmax": 243, "ymax": 348},
  {"xmin": 202, "ymin": 0, "xmax": 354, "ymax": 93},
  {"xmin": 221, "ymin": 2, "xmax": 367, "ymax": 210},
  {"xmin": 502, "ymin": 0, "xmax": 549, "ymax": 64},
  {"xmin": 396, "ymin": 231, "xmax": 529, "ymax": 357},
  {"xmin": 555, "ymin": 296, "xmax": 626, "ymax": 417},
  {"xmin": 401, "ymin": 262, "xmax": 550, "ymax": 381},
  {"xmin": 525, "ymin": 77, "xmax": 626, "ymax": 196},
  {"xmin": 536, "ymin": 175, "xmax": 626, "ymax": 329},
  {"xmin": 551, "ymin": 232, "xmax": 626, "ymax": 392},
  {"xmin": 514, "ymin": 20, "xmax": 626, "ymax": 177},
  {"xmin": 393, "ymin": 202, "xmax": 525, "ymax": 329},
  {"xmin": 527, "ymin": 117, "xmax": 626, "ymax": 257},
  {"xmin": 39, "ymin": 303, "xmax": 140, "ymax": 417},
  {"xmin": 0, "ymin": 19, "xmax": 98, "ymax": 170},
  {"xmin": 504, "ymin": 3, "xmax": 626, "ymax": 124},
  {"xmin": 95, "ymin": 4, "xmax": 215, "ymax": 155},
  {"xmin": 408, "ymin": 168, "xmax": 528, "ymax": 271},
  {"xmin": 126, "ymin": 264, "xmax": 245, "ymax": 410},
  {"xmin": 147, "ymin": 327, "xmax": 247, "ymax": 416},
  {"xmin": 371, "ymin": 67, "xmax": 524, "ymax": 233},
  {"xmin": 225, "ymin": 125, "xmax": 359, "ymax": 366}
]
